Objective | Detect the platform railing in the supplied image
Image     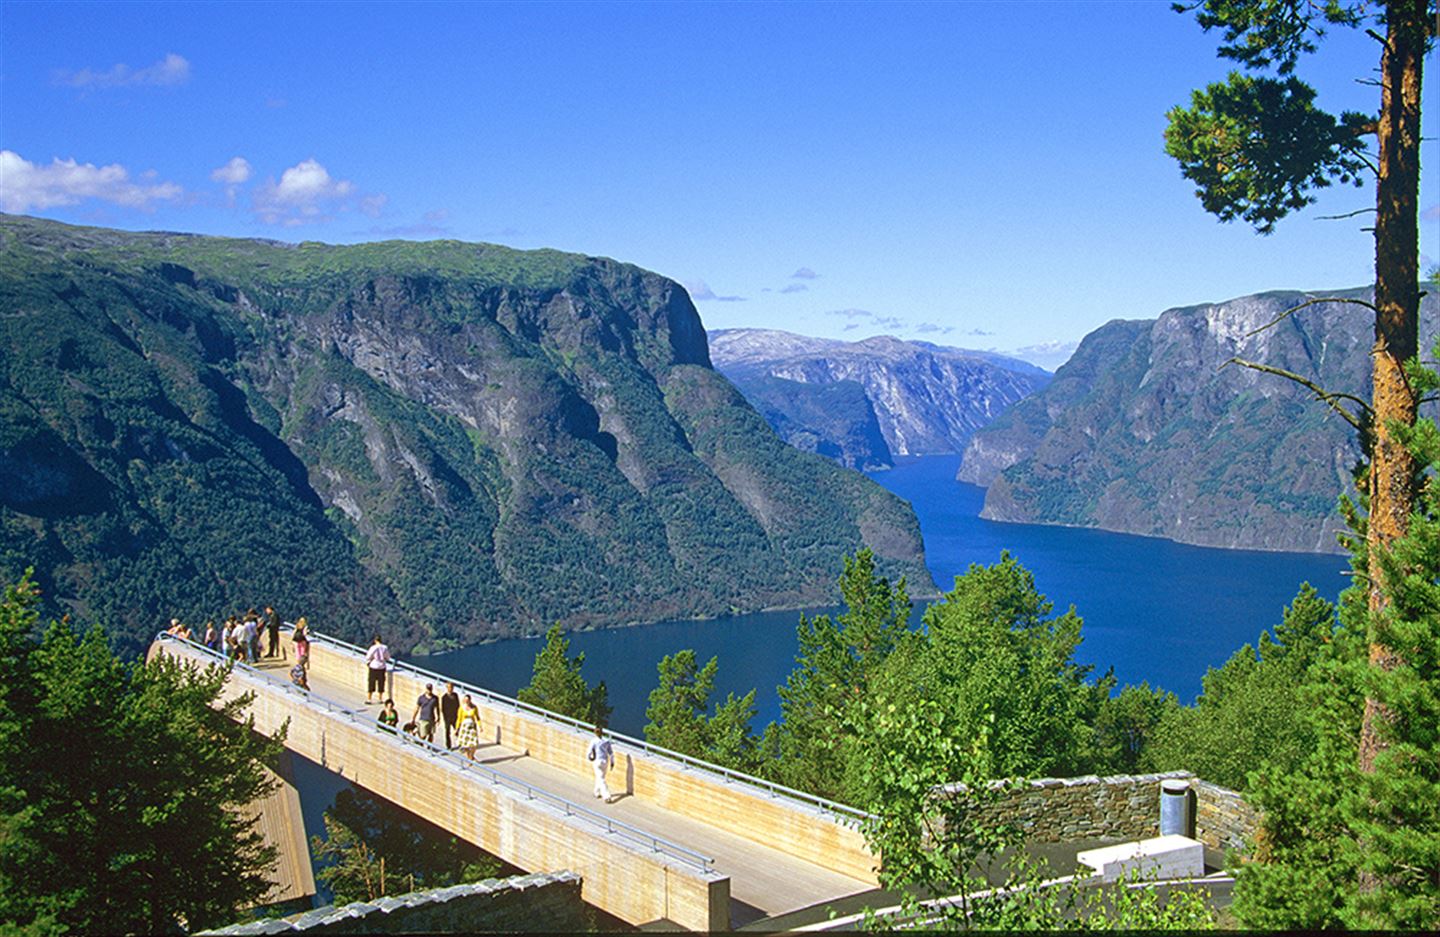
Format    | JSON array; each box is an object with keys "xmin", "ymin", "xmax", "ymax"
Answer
[
  {"xmin": 154, "ymin": 632, "xmax": 717, "ymax": 873},
  {"xmin": 304, "ymin": 626, "xmax": 872, "ymax": 823}
]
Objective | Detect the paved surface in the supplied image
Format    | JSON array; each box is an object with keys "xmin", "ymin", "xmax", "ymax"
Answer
[{"xmin": 248, "ymin": 657, "xmax": 874, "ymax": 928}]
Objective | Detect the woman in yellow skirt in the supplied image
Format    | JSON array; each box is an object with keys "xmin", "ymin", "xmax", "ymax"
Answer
[{"xmin": 455, "ymin": 694, "xmax": 482, "ymax": 760}]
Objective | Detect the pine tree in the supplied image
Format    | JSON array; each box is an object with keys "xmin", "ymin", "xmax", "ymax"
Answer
[
  {"xmin": 516, "ymin": 623, "xmax": 611, "ymax": 725},
  {"xmin": 1165, "ymin": 0, "xmax": 1435, "ymax": 779},
  {"xmin": 643, "ymin": 649, "xmax": 762, "ymax": 773},
  {"xmin": 644, "ymin": 649, "xmax": 718, "ymax": 757},
  {"xmin": 771, "ymin": 548, "xmax": 911, "ymax": 799},
  {"xmin": 1232, "ymin": 332, "xmax": 1440, "ymax": 928},
  {"xmin": 0, "ymin": 572, "xmax": 284, "ymax": 934}
]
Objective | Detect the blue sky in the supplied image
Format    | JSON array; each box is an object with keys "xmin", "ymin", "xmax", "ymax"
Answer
[{"xmin": 2, "ymin": 0, "xmax": 1435, "ymax": 369}]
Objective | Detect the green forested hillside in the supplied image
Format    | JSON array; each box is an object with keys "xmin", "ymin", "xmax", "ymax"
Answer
[{"xmin": 0, "ymin": 215, "xmax": 930, "ymax": 655}]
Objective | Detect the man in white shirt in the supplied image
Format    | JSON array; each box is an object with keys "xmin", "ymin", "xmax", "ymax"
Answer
[
  {"xmin": 364, "ymin": 635, "xmax": 390, "ymax": 703},
  {"xmin": 585, "ymin": 724, "xmax": 616, "ymax": 804}
]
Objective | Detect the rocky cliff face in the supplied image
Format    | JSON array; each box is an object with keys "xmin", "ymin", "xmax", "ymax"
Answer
[
  {"xmin": 960, "ymin": 288, "xmax": 1440, "ymax": 554},
  {"xmin": 0, "ymin": 216, "xmax": 931, "ymax": 654},
  {"xmin": 709, "ymin": 329, "xmax": 1049, "ymax": 466}
]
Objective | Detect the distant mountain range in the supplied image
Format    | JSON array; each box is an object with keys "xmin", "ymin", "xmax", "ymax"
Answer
[
  {"xmin": 960, "ymin": 287, "xmax": 1440, "ymax": 554},
  {"xmin": 0, "ymin": 215, "xmax": 931, "ymax": 655},
  {"xmin": 708, "ymin": 329, "xmax": 1050, "ymax": 469}
]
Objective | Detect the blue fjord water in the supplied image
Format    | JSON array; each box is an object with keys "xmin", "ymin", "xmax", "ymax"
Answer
[
  {"xmin": 428, "ymin": 454, "xmax": 1350, "ymax": 735},
  {"xmin": 292, "ymin": 453, "xmax": 1350, "ymax": 867}
]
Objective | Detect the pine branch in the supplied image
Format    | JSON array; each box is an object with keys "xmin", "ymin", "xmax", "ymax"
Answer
[
  {"xmin": 1244, "ymin": 296, "xmax": 1379, "ymax": 338},
  {"xmin": 1222, "ymin": 357, "xmax": 1371, "ymax": 432},
  {"xmin": 1315, "ymin": 207, "xmax": 1377, "ymax": 220}
]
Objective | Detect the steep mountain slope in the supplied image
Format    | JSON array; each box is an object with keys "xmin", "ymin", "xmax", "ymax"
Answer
[
  {"xmin": 0, "ymin": 216, "xmax": 930, "ymax": 654},
  {"xmin": 959, "ymin": 288, "xmax": 1440, "ymax": 554},
  {"xmin": 726, "ymin": 374, "xmax": 893, "ymax": 470},
  {"xmin": 708, "ymin": 329, "xmax": 1049, "ymax": 466}
]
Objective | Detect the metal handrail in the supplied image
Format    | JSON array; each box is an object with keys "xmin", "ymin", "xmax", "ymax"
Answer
[
  {"xmin": 305, "ymin": 626, "xmax": 873, "ymax": 822},
  {"xmin": 155, "ymin": 632, "xmax": 716, "ymax": 873}
]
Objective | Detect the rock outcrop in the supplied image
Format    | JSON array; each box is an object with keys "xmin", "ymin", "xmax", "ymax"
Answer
[{"xmin": 960, "ymin": 287, "xmax": 1440, "ymax": 554}]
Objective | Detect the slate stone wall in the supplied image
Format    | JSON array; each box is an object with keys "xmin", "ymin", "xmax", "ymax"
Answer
[
  {"xmin": 1193, "ymin": 779, "xmax": 1262, "ymax": 854},
  {"xmin": 939, "ymin": 771, "xmax": 1259, "ymax": 855},
  {"xmin": 202, "ymin": 871, "xmax": 587, "ymax": 935}
]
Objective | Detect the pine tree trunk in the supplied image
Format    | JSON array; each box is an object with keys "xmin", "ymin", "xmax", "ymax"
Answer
[{"xmin": 1358, "ymin": 0, "xmax": 1427, "ymax": 776}]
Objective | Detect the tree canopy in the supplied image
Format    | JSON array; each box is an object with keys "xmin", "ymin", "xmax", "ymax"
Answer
[
  {"xmin": 0, "ymin": 572, "xmax": 285, "ymax": 934},
  {"xmin": 1166, "ymin": 0, "xmax": 1436, "ymax": 784},
  {"xmin": 516, "ymin": 623, "xmax": 611, "ymax": 726}
]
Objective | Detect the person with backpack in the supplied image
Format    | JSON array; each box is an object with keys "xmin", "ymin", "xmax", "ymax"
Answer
[{"xmin": 586, "ymin": 724, "xmax": 616, "ymax": 804}]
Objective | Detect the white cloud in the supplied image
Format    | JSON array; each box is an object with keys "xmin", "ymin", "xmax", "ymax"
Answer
[
  {"xmin": 251, "ymin": 158, "xmax": 380, "ymax": 226},
  {"xmin": 210, "ymin": 156, "xmax": 252, "ymax": 185},
  {"xmin": 1009, "ymin": 340, "xmax": 1079, "ymax": 371},
  {"xmin": 0, "ymin": 150, "xmax": 182, "ymax": 213},
  {"xmin": 780, "ymin": 283, "xmax": 808, "ymax": 294},
  {"xmin": 359, "ymin": 193, "xmax": 388, "ymax": 217},
  {"xmin": 685, "ymin": 279, "xmax": 746, "ymax": 302},
  {"xmin": 790, "ymin": 267, "xmax": 819, "ymax": 279},
  {"xmin": 56, "ymin": 52, "xmax": 191, "ymax": 89}
]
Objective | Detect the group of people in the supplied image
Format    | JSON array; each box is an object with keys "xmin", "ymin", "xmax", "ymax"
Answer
[
  {"xmin": 365, "ymin": 633, "xmax": 621, "ymax": 804},
  {"xmin": 373, "ymin": 677, "xmax": 485, "ymax": 762},
  {"xmin": 166, "ymin": 607, "xmax": 313, "ymax": 691},
  {"xmin": 179, "ymin": 607, "xmax": 286, "ymax": 664}
]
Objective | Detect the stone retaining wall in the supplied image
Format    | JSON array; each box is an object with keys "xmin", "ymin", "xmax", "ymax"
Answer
[
  {"xmin": 202, "ymin": 871, "xmax": 587, "ymax": 935},
  {"xmin": 1193, "ymin": 779, "xmax": 1262, "ymax": 854},
  {"xmin": 939, "ymin": 771, "xmax": 1260, "ymax": 856}
]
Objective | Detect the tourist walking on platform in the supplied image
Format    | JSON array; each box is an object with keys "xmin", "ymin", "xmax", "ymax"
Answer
[
  {"xmin": 413, "ymin": 683, "xmax": 440, "ymax": 745},
  {"xmin": 264, "ymin": 606, "xmax": 282, "ymax": 659},
  {"xmin": 365, "ymin": 635, "xmax": 390, "ymax": 703},
  {"xmin": 293, "ymin": 617, "xmax": 311, "ymax": 671},
  {"xmin": 455, "ymin": 694, "xmax": 481, "ymax": 761},
  {"xmin": 203, "ymin": 621, "xmax": 218, "ymax": 653},
  {"xmin": 290, "ymin": 659, "xmax": 309, "ymax": 692},
  {"xmin": 440, "ymin": 682, "xmax": 460, "ymax": 749},
  {"xmin": 587, "ymin": 724, "xmax": 616, "ymax": 803}
]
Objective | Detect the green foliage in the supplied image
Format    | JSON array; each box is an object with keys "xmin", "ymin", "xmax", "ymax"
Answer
[
  {"xmin": 311, "ymin": 787, "xmax": 504, "ymax": 905},
  {"xmin": 1145, "ymin": 584, "xmax": 1336, "ymax": 790},
  {"xmin": 1094, "ymin": 682, "xmax": 1180, "ymax": 775},
  {"xmin": 859, "ymin": 554, "xmax": 1108, "ymax": 794},
  {"xmin": 770, "ymin": 548, "xmax": 911, "ymax": 799},
  {"xmin": 1232, "ymin": 336, "xmax": 1440, "ymax": 928},
  {"xmin": 1164, "ymin": 72, "xmax": 1368, "ymax": 233},
  {"xmin": 1164, "ymin": 1, "xmax": 1379, "ymax": 234},
  {"xmin": 516, "ymin": 623, "xmax": 611, "ymax": 725},
  {"xmin": 0, "ymin": 571, "xmax": 284, "ymax": 934},
  {"xmin": 643, "ymin": 649, "xmax": 762, "ymax": 773},
  {"xmin": 845, "ymin": 679, "xmax": 1214, "ymax": 930},
  {"xmin": 1186, "ymin": 0, "xmax": 1365, "ymax": 74}
]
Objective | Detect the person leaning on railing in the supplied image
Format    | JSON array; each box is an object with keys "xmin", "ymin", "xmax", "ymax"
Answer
[{"xmin": 378, "ymin": 698, "xmax": 399, "ymax": 733}]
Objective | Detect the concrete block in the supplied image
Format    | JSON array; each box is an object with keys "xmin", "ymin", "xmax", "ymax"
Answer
[{"xmin": 1076, "ymin": 834, "xmax": 1205, "ymax": 882}]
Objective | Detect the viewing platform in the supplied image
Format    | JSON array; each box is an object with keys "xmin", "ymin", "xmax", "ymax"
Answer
[{"xmin": 149, "ymin": 629, "xmax": 880, "ymax": 931}]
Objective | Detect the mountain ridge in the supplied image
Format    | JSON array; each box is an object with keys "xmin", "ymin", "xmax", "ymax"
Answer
[
  {"xmin": 0, "ymin": 215, "xmax": 932, "ymax": 654},
  {"xmin": 709, "ymin": 328, "xmax": 1050, "ymax": 468},
  {"xmin": 960, "ymin": 286, "xmax": 1440, "ymax": 554}
]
